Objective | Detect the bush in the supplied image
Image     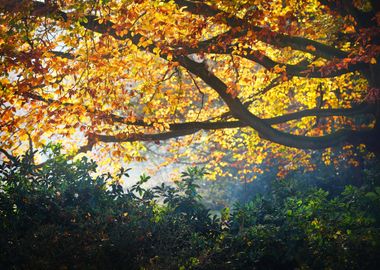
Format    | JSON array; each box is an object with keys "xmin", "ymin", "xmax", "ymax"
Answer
[{"xmin": 1, "ymin": 147, "xmax": 379, "ymax": 269}]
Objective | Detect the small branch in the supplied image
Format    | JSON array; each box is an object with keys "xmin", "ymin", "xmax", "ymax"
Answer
[
  {"xmin": 26, "ymin": 132, "xmax": 35, "ymax": 165},
  {"xmin": 230, "ymin": 54, "xmax": 240, "ymax": 83},
  {"xmin": 0, "ymin": 148, "xmax": 19, "ymax": 164},
  {"xmin": 187, "ymin": 71, "xmax": 205, "ymax": 121}
]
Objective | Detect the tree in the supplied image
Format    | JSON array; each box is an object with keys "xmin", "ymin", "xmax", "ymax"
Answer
[{"xmin": 1, "ymin": 0, "xmax": 379, "ymax": 174}]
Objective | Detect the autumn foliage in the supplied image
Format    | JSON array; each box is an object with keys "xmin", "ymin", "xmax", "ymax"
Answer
[{"xmin": 1, "ymin": 0, "xmax": 380, "ymax": 177}]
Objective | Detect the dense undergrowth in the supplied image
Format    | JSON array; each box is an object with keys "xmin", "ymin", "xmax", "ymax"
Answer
[{"xmin": 1, "ymin": 146, "xmax": 380, "ymax": 269}]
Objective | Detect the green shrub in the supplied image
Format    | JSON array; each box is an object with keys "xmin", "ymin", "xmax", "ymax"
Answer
[{"xmin": 1, "ymin": 147, "xmax": 379, "ymax": 269}]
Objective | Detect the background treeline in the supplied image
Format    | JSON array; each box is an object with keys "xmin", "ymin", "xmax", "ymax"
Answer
[{"xmin": 1, "ymin": 145, "xmax": 380, "ymax": 270}]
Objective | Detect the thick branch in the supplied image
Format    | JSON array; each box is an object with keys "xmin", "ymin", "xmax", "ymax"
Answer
[
  {"xmin": 85, "ymin": 104, "xmax": 375, "ymax": 152},
  {"xmin": 172, "ymin": 0, "xmax": 349, "ymax": 59},
  {"xmin": 179, "ymin": 34, "xmax": 363, "ymax": 78},
  {"xmin": 23, "ymin": 87, "xmax": 375, "ymax": 151},
  {"xmin": 319, "ymin": 0, "xmax": 378, "ymax": 29},
  {"xmin": 23, "ymin": 88, "xmax": 373, "ymax": 133},
  {"xmin": 177, "ymin": 55, "xmax": 375, "ymax": 149},
  {"xmin": 266, "ymin": 104, "xmax": 374, "ymax": 124},
  {"xmin": 0, "ymin": 148, "xmax": 19, "ymax": 164}
]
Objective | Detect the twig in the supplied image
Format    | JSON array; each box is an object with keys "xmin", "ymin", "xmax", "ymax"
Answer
[{"xmin": 187, "ymin": 71, "xmax": 205, "ymax": 122}]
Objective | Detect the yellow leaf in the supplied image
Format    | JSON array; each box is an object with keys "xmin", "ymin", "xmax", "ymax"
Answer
[{"xmin": 153, "ymin": 47, "xmax": 161, "ymax": 56}]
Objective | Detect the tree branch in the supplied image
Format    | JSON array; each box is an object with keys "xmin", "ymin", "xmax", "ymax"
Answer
[
  {"xmin": 18, "ymin": 1, "xmax": 364, "ymax": 80},
  {"xmin": 23, "ymin": 86, "xmax": 373, "ymax": 134},
  {"xmin": 0, "ymin": 148, "xmax": 19, "ymax": 164},
  {"xmin": 177, "ymin": 55, "xmax": 375, "ymax": 149},
  {"xmin": 171, "ymin": 0, "xmax": 349, "ymax": 59},
  {"xmin": 177, "ymin": 31, "xmax": 363, "ymax": 78},
  {"xmin": 4, "ymin": 0, "xmax": 377, "ymax": 151},
  {"xmin": 81, "ymin": 103, "xmax": 375, "ymax": 153},
  {"xmin": 319, "ymin": 0, "xmax": 378, "ymax": 29}
]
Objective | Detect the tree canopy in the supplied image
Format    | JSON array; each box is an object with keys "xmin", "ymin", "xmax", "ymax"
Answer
[{"xmin": 1, "ymin": 0, "xmax": 380, "ymax": 177}]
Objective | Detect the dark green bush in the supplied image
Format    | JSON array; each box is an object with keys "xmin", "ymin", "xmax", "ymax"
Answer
[{"xmin": 1, "ymin": 146, "xmax": 379, "ymax": 269}]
